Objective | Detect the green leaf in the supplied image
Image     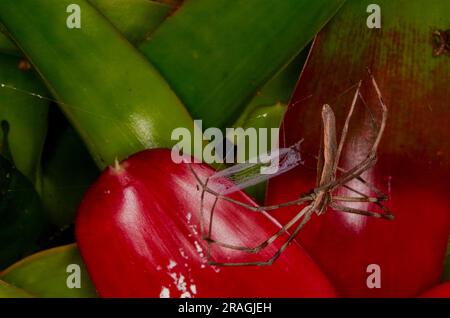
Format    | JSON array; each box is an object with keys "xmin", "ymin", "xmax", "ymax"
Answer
[
  {"xmin": 0, "ymin": 53, "xmax": 49, "ymax": 183},
  {"xmin": 0, "ymin": 32, "xmax": 19, "ymax": 56},
  {"xmin": 235, "ymin": 102, "xmax": 287, "ymax": 203},
  {"xmin": 88, "ymin": 0, "xmax": 172, "ymax": 45},
  {"xmin": 0, "ymin": 280, "xmax": 33, "ymax": 298},
  {"xmin": 1, "ymin": 244, "xmax": 97, "ymax": 298},
  {"xmin": 140, "ymin": 0, "xmax": 345, "ymax": 129},
  {"xmin": 38, "ymin": 0, "xmax": 172, "ymax": 227},
  {"xmin": 0, "ymin": 121, "xmax": 47, "ymax": 269},
  {"xmin": 231, "ymin": 47, "xmax": 309, "ymax": 129},
  {"xmin": 224, "ymin": 49, "xmax": 308, "ymax": 202},
  {"xmin": 0, "ymin": 0, "xmax": 172, "ymax": 55},
  {"xmin": 0, "ymin": 0, "xmax": 173, "ymax": 229},
  {"xmin": 41, "ymin": 118, "xmax": 99, "ymax": 228},
  {"xmin": 444, "ymin": 238, "xmax": 450, "ymax": 281},
  {"xmin": 0, "ymin": 0, "xmax": 197, "ymax": 168}
]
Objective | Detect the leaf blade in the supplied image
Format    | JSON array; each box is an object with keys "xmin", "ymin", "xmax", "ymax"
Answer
[{"xmin": 140, "ymin": 0, "xmax": 346, "ymax": 129}]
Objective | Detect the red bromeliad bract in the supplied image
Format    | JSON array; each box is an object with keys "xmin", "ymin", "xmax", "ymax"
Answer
[
  {"xmin": 418, "ymin": 282, "xmax": 450, "ymax": 298},
  {"xmin": 266, "ymin": 1, "xmax": 450, "ymax": 297},
  {"xmin": 76, "ymin": 149, "xmax": 337, "ymax": 298}
]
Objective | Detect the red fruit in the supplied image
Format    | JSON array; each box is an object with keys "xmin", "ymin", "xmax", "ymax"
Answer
[
  {"xmin": 76, "ymin": 149, "xmax": 337, "ymax": 298},
  {"xmin": 418, "ymin": 282, "xmax": 450, "ymax": 298},
  {"xmin": 267, "ymin": 2, "xmax": 450, "ymax": 297}
]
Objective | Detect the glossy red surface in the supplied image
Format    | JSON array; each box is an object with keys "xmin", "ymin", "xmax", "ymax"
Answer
[
  {"xmin": 419, "ymin": 282, "xmax": 450, "ymax": 298},
  {"xmin": 76, "ymin": 149, "xmax": 337, "ymax": 298}
]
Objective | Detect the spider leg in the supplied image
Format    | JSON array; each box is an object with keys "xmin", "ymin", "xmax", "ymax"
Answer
[
  {"xmin": 333, "ymin": 195, "xmax": 393, "ymax": 216},
  {"xmin": 333, "ymin": 80, "xmax": 362, "ymax": 175},
  {"xmin": 317, "ymin": 155, "xmax": 378, "ymax": 193},
  {"xmin": 206, "ymin": 204, "xmax": 313, "ymax": 256},
  {"xmin": 209, "ymin": 206, "xmax": 315, "ymax": 267},
  {"xmin": 325, "ymin": 70, "xmax": 388, "ymax": 191},
  {"xmin": 333, "ymin": 195, "xmax": 386, "ymax": 203},
  {"xmin": 205, "ymin": 196, "xmax": 219, "ymax": 239},
  {"xmin": 188, "ymin": 164, "xmax": 210, "ymax": 236},
  {"xmin": 330, "ymin": 202, "xmax": 394, "ymax": 220},
  {"xmin": 202, "ymin": 186, "xmax": 313, "ymax": 212},
  {"xmin": 305, "ymin": 151, "xmax": 388, "ymax": 200},
  {"xmin": 342, "ymin": 176, "xmax": 387, "ymax": 200},
  {"xmin": 188, "ymin": 159, "xmax": 314, "ymax": 213}
]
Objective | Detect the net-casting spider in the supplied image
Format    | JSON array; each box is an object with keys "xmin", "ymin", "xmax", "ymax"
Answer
[{"xmin": 189, "ymin": 70, "xmax": 394, "ymax": 267}]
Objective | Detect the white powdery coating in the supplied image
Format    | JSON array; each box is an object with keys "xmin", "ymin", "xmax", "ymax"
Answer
[
  {"xmin": 189, "ymin": 224, "xmax": 199, "ymax": 235},
  {"xmin": 186, "ymin": 212, "xmax": 198, "ymax": 235},
  {"xmin": 169, "ymin": 271, "xmax": 192, "ymax": 298},
  {"xmin": 194, "ymin": 241, "xmax": 205, "ymax": 258},
  {"xmin": 159, "ymin": 287, "xmax": 170, "ymax": 298},
  {"xmin": 190, "ymin": 284, "xmax": 197, "ymax": 295},
  {"xmin": 181, "ymin": 291, "xmax": 192, "ymax": 298},
  {"xmin": 167, "ymin": 260, "xmax": 177, "ymax": 270},
  {"xmin": 179, "ymin": 248, "xmax": 189, "ymax": 260}
]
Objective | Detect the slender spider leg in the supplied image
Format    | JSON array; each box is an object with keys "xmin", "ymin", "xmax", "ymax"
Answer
[
  {"xmin": 206, "ymin": 203, "xmax": 312, "ymax": 255},
  {"xmin": 358, "ymin": 91, "xmax": 378, "ymax": 132},
  {"xmin": 330, "ymin": 202, "xmax": 394, "ymax": 220},
  {"xmin": 199, "ymin": 179, "xmax": 209, "ymax": 236},
  {"xmin": 189, "ymin": 161, "xmax": 313, "ymax": 213},
  {"xmin": 202, "ymin": 186, "xmax": 312, "ymax": 212},
  {"xmin": 205, "ymin": 196, "xmax": 219, "ymax": 239},
  {"xmin": 367, "ymin": 68, "xmax": 388, "ymax": 150},
  {"xmin": 304, "ymin": 151, "xmax": 387, "ymax": 200},
  {"xmin": 188, "ymin": 164, "xmax": 208, "ymax": 236},
  {"xmin": 341, "ymin": 183, "xmax": 386, "ymax": 201},
  {"xmin": 324, "ymin": 71, "xmax": 388, "ymax": 191},
  {"xmin": 333, "ymin": 195, "xmax": 386, "ymax": 203},
  {"xmin": 342, "ymin": 176, "xmax": 387, "ymax": 200},
  {"xmin": 323, "ymin": 155, "xmax": 377, "ymax": 193},
  {"xmin": 209, "ymin": 206, "xmax": 315, "ymax": 267},
  {"xmin": 318, "ymin": 104, "xmax": 337, "ymax": 187},
  {"xmin": 204, "ymin": 197, "xmax": 218, "ymax": 265},
  {"xmin": 333, "ymin": 80, "xmax": 362, "ymax": 175},
  {"xmin": 333, "ymin": 195, "xmax": 393, "ymax": 215}
]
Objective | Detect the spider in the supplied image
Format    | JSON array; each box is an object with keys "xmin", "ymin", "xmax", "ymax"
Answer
[{"xmin": 189, "ymin": 69, "xmax": 394, "ymax": 267}]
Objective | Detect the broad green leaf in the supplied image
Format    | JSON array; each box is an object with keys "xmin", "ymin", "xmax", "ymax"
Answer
[
  {"xmin": 38, "ymin": 1, "xmax": 172, "ymax": 227},
  {"xmin": 0, "ymin": 32, "xmax": 18, "ymax": 56},
  {"xmin": 225, "ymin": 50, "xmax": 308, "ymax": 202},
  {"xmin": 0, "ymin": 0, "xmax": 173, "ymax": 230},
  {"xmin": 88, "ymin": 0, "xmax": 172, "ymax": 45},
  {"xmin": 231, "ymin": 47, "xmax": 309, "ymax": 129},
  {"xmin": 0, "ymin": 0, "xmax": 197, "ymax": 168},
  {"xmin": 41, "ymin": 118, "xmax": 98, "ymax": 228},
  {"xmin": 0, "ymin": 280, "xmax": 33, "ymax": 298},
  {"xmin": 0, "ymin": 0, "xmax": 171, "ymax": 180},
  {"xmin": 235, "ymin": 102, "xmax": 287, "ymax": 203},
  {"xmin": 140, "ymin": 0, "xmax": 345, "ymax": 129},
  {"xmin": 0, "ymin": 0, "xmax": 172, "ymax": 55},
  {"xmin": 0, "ymin": 53, "xmax": 49, "ymax": 183},
  {"xmin": 1, "ymin": 244, "xmax": 97, "ymax": 298},
  {"xmin": 0, "ymin": 122, "xmax": 47, "ymax": 269}
]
